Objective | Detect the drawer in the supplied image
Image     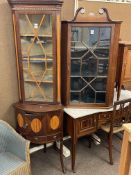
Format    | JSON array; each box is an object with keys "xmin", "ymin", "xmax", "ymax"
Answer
[
  {"xmin": 77, "ymin": 115, "xmax": 97, "ymax": 137},
  {"xmin": 26, "ymin": 135, "xmax": 47, "ymax": 144},
  {"xmin": 98, "ymin": 112, "xmax": 111, "ymax": 127},
  {"xmin": 47, "ymin": 133, "xmax": 62, "ymax": 143}
]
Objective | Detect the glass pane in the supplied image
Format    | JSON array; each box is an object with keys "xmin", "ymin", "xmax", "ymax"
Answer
[
  {"xmin": 91, "ymin": 78, "xmax": 107, "ymax": 91},
  {"xmin": 81, "ymin": 86, "xmax": 95, "ymax": 103},
  {"xmin": 71, "ymin": 92, "xmax": 80, "ymax": 103},
  {"xmin": 71, "ymin": 41, "xmax": 88, "ymax": 58},
  {"xmin": 88, "ymin": 27, "xmax": 99, "ymax": 47},
  {"xmin": 19, "ymin": 14, "xmax": 53, "ymax": 102},
  {"xmin": 82, "ymin": 52, "xmax": 97, "ymax": 76},
  {"xmin": 71, "ymin": 59, "xmax": 81, "ymax": 76},
  {"xmin": 96, "ymin": 92, "xmax": 106, "ymax": 103},
  {"xmin": 19, "ymin": 14, "xmax": 52, "ymax": 36},
  {"xmin": 71, "ymin": 27, "xmax": 99, "ymax": 47},
  {"xmin": 71, "ymin": 77, "xmax": 86, "ymax": 91},
  {"xmin": 24, "ymin": 83, "xmax": 53, "ymax": 102},
  {"xmin": 99, "ymin": 27, "xmax": 111, "ymax": 47},
  {"xmin": 98, "ymin": 59, "xmax": 109, "ymax": 76},
  {"xmin": 94, "ymin": 48, "xmax": 109, "ymax": 58},
  {"xmin": 83, "ymin": 77, "xmax": 95, "ymax": 83},
  {"xmin": 21, "ymin": 36, "xmax": 52, "ymax": 59}
]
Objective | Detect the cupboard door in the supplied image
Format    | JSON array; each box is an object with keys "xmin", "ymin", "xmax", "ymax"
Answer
[
  {"xmin": 46, "ymin": 110, "xmax": 63, "ymax": 134},
  {"xmin": 17, "ymin": 13, "xmax": 56, "ymax": 102},
  {"xmin": 16, "ymin": 111, "xmax": 46, "ymax": 136},
  {"xmin": 70, "ymin": 26, "xmax": 111, "ymax": 104},
  {"xmin": 124, "ymin": 49, "xmax": 131, "ymax": 81}
]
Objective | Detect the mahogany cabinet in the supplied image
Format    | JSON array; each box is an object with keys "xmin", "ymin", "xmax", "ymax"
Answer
[
  {"xmin": 8, "ymin": 0, "xmax": 62, "ymax": 104},
  {"xmin": 15, "ymin": 103, "xmax": 63, "ymax": 144},
  {"xmin": 8, "ymin": 0, "xmax": 64, "ymax": 171},
  {"xmin": 8, "ymin": 0, "xmax": 64, "ymax": 147},
  {"xmin": 61, "ymin": 8, "xmax": 122, "ymax": 108},
  {"xmin": 116, "ymin": 42, "xmax": 131, "ymax": 99}
]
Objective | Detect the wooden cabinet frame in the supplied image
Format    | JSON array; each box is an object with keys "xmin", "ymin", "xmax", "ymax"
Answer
[
  {"xmin": 61, "ymin": 7, "xmax": 122, "ymax": 108},
  {"xmin": 8, "ymin": 0, "xmax": 62, "ymax": 104}
]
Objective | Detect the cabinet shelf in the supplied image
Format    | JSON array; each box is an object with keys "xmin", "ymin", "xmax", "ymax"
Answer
[
  {"xmin": 20, "ymin": 34, "xmax": 52, "ymax": 38},
  {"xmin": 70, "ymin": 90, "xmax": 106, "ymax": 93},
  {"xmin": 25, "ymin": 97, "xmax": 53, "ymax": 102},
  {"xmin": 25, "ymin": 79, "xmax": 53, "ymax": 83},
  {"xmin": 22, "ymin": 58, "xmax": 53, "ymax": 62},
  {"xmin": 71, "ymin": 57, "xmax": 109, "ymax": 60},
  {"xmin": 71, "ymin": 46, "xmax": 109, "ymax": 49},
  {"xmin": 70, "ymin": 75, "xmax": 107, "ymax": 78}
]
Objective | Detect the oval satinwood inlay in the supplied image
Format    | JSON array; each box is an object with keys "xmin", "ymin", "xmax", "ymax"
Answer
[
  {"xmin": 50, "ymin": 116, "xmax": 60, "ymax": 130},
  {"xmin": 31, "ymin": 119, "xmax": 42, "ymax": 133},
  {"xmin": 17, "ymin": 113, "xmax": 24, "ymax": 128}
]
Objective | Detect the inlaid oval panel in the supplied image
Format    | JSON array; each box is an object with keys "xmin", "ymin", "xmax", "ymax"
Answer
[
  {"xmin": 17, "ymin": 113, "xmax": 24, "ymax": 128},
  {"xmin": 50, "ymin": 116, "xmax": 60, "ymax": 130},
  {"xmin": 31, "ymin": 118, "xmax": 42, "ymax": 133}
]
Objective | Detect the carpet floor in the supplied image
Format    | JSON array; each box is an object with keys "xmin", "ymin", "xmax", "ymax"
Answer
[{"xmin": 31, "ymin": 131, "xmax": 122, "ymax": 175}]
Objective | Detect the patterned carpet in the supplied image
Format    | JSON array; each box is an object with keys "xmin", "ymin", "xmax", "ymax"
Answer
[{"xmin": 31, "ymin": 131, "xmax": 122, "ymax": 175}]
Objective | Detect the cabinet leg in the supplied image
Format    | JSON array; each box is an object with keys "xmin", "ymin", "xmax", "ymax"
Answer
[
  {"xmin": 71, "ymin": 139, "xmax": 77, "ymax": 173},
  {"xmin": 117, "ymin": 85, "xmax": 121, "ymax": 101},
  {"xmin": 88, "ymin": 136, "xmax": 92, "ymax": 148},
  {"xmin": 44, "ymin": 144, "xmax": 46, "ymax": 153},
  {"xmin": 60, "ymin": 139, "xmax": 65, "ymax": 173}
]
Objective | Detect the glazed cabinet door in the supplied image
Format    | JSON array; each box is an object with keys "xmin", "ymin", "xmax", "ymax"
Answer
[
  {"xmin": 70, "ymin": 25, "xmax": 112, "ymax": 105},
  {"xmin": 14, "ymin": 11, "xmax": 57, "ymax": 103}
]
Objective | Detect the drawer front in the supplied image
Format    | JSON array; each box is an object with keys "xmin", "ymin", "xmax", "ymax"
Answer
[
  {"xmin": 97, "ymin": 112, "xmax": 111, "ymax": 128},
  {"xmin": 16, "ymin": 110, "xmax": 46, "ymax": 136},
  {"xmin": 26, "ymin": 135, "xmax": 47, "ymax": 144},
  {"xmin": 47, "ymin": 132, "xmax": 62, "ymax": 143},
  {"xmin": 16, "ymin": 111, "xmax": 30, "ymax": 134},
  {"xmin": 46, "ymin": 110, "xmax": 63, "ymax": 134},
  {"xmin": 77, "ymin": 115, "xmax": 97, "ymax": 137}
]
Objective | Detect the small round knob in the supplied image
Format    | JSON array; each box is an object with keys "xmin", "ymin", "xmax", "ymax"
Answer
[
  {"xmin": 23, "ymin": 123, "xmax": 28, "ymax": 129},
  {"xmin": 34, "ymin": 137, "xmax": 38, "ymax": 140}
]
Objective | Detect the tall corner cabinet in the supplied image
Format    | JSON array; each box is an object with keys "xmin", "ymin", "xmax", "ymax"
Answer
[
  {"xmin": 8, "ymin": 1, "xmax": 64, "ymax": 170},
  {"xmin": 61, "ymin": 7, "xmax": 122, "ymax": 108},
  {"xmin": 116, "ymin": 41, "xmax": 131, "ymax": 100}
]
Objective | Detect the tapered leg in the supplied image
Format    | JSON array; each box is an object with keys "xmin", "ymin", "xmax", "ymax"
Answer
[
  {"xmin": 108, "ymin": 133, "xmax": 113, "ymax": 165},
  {"xmin": 88, "ymin": 136, "xmax": 92, "ymax": 148},
  {"xmin": 44, "ymin": 144, "xmax": 46, "ymax": 153},
  {"xmin": 71, "ymin": 138, "xmax": 77, "ymax": 173},
  {"xmin": 117, "ymin": 87, "xmax": 121, "ymax": 101},
  {"xmin": 60, "ymin": 139, "xmax": 65, "ymax": 173}
]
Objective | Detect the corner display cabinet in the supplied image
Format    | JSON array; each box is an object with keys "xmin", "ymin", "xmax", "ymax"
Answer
[
  {"xmin": 61, "ymin": 8, "xmax": 122, "ymax": 108},
  {"xmin": 116, "ymin": 41, "xmax": 131, "ymax": 100},
  {"xmin": 8, "ymin": 0, "xmax": 64, "ymax": 171}
]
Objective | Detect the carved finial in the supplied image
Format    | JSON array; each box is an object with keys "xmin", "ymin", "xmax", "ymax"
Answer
[
  {"xmin": 72, "ymin": 7, "xmax": 85, "ymax": 22},
  {"xmin": 98, "ymin": 8, "xmax": 112, "ymax": 22},
  {"xmin": 72, "ymin": 7, "xmax": 113, "ymax": 22}
]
